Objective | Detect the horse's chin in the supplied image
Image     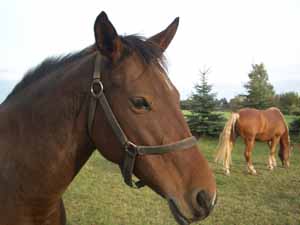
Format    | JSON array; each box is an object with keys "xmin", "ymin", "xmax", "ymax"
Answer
[{"xmin": 167, "ymin": 198, "xmax": 190, "ymax": 225}]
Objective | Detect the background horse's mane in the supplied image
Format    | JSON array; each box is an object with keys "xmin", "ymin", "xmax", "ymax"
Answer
[{"xmin": 5, "ymin": 35, "xmax": 166, "ymax": 101}]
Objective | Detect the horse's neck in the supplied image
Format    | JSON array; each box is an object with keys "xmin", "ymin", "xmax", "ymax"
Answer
[{"xmin": 0, "ymin": 53, "xmax": 96, "ymax": 200}]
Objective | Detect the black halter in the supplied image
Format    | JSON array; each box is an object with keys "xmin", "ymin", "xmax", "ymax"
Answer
[{"xmin": 88, "ymin": 53, "xmax": 197, "ymax": 188}]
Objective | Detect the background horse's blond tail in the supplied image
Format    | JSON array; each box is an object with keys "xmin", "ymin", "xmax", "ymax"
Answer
[{"xmin": 215, "ymin": 112, "xmax": 239, "ymax": 175}]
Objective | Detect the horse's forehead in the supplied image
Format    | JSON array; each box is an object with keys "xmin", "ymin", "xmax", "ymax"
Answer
[
  {"xmin": 160, "ymin": 71, "xmax": 174, "ymax": 91},
  {"xmin": 143, "ymin": 65, "xmax": 175, "ymax": 92},
  {"xmin": 115, "ymin": 53, "xmax": 175, "ymax": 92},
  {"xmin": 119, "ymin": 54, "xmax": 145, "ymax": 76}
]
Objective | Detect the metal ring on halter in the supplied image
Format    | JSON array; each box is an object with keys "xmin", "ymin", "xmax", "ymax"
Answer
[
  {"xmin": 91, "ymin": 79, "xmax": 104, "ymax": 98},
  {"xmin": 124, "ymin": 141, "xmax": 138, "ymax": 157}
]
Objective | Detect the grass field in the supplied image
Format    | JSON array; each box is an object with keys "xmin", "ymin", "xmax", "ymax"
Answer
[{"xmin": 63, "ymin": 138, "xmax": 300, "ymax": 225}]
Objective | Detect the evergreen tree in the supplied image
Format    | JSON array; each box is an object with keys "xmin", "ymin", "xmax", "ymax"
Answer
[
  {"xmin": 187, "ymin": 68, "xmax": 225, "ymax": 137},
  {"xmin": 180, "ymin": 99, "xmax": 193, "ymax": 110},
  {"xmin": 244, "ymin": 63, "xmax": 275, "ymax": 109}
]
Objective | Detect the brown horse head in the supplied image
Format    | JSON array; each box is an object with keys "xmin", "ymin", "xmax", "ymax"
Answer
[{"xmin": 90, "ymin": 12, "xmax": 216, "ymax": 224}]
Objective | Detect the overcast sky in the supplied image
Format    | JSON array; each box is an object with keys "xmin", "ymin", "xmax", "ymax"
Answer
[{"xmin": 1, "ymin": 0, "xmax": 300, "ymax": 100}]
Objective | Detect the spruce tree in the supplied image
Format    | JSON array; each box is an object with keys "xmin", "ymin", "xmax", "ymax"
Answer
[
  {"xmin": 187, "ymin": 68, "xmax": 225, "ymax": 137},
  {"xmin": 244, "ymin": 63, "xmax": 275, "ymax": 109}
]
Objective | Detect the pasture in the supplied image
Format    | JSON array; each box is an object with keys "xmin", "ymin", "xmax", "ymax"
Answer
[{"xmin": 64, "ymin": 138, "xmax": 300, "ymax": 225}]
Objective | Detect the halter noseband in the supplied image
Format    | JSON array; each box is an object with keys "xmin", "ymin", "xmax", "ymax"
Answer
[{"xmin": 88, "ymin": 53, "xmax": 197, "ymax": 188}]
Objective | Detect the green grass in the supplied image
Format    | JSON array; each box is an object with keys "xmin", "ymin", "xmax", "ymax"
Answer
[{"xmin": 63, "ymin": 138, "xmax": 300, "ymax": 225}]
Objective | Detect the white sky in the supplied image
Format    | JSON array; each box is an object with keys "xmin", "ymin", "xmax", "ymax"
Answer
[{"xmin": 1, "ymin": 0, "xmax": 300, "ymax": 99}]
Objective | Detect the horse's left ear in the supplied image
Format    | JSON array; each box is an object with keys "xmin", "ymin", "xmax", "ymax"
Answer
[
  {"xmin": 94, "ymin": 11, "xmax": 123, "ymax": 62},
  {"xmin": 147, "ymin": 17, "xmax": 179, "ymax": 51}
]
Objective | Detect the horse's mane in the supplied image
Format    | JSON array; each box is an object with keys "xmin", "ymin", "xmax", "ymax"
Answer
[
  {"xmin": 5, "ymin": 35, "xmax": 166, "ymax": 101},
  {"xmin": 5, "ymin": 47, "xmax": 94, "ymax": 100}
]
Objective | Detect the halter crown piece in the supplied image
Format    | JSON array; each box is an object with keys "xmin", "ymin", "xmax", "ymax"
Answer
[{"xmin": 88, "ymin": 53, "xmax": 198, "ymax": 188}]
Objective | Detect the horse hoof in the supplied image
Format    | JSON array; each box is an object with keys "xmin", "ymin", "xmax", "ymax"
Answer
[
  {"xmin": 268, "ymin": 166, "xmax": 274, "ymax": 171},
  {"xmin": 225, "ymin": 170, "xmax": 230, "ymax": 176},
  {"xmin": 247, "ymin": 170, "xmax": 257, "ymax": 175}
]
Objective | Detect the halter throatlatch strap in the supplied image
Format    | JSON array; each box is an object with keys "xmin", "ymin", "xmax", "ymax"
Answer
[{"xmin": 88, "ymin": 53, "xmax": 198, "ymax": 188}]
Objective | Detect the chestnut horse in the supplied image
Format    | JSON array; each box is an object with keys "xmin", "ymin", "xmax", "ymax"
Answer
[
  {"xmin": 215, "ymin": 107, "xmax": 291, "ymax": 175},
  {"xmin": 0, "ymin": 12, "xmax": 216, "ymax": 225}
]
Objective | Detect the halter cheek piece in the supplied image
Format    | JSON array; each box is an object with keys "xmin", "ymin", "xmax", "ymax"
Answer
[{"xmin": 88, "ymin": 53, "xmax": 197, "ymax": 188}]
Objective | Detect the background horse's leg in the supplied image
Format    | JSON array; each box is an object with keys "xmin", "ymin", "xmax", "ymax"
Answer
[
  {"xmin": 268, "ymin": 136, "xmax": 280, "ymax": 170},
  {"xmin": 244, "ymin": 137, "xmax": 257, "ymax": 175}
]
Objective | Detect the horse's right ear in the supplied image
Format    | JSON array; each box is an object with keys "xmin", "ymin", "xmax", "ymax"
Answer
[{"xmin": 94, "ymin": 11, "xmax": 123, "ymax": 62}]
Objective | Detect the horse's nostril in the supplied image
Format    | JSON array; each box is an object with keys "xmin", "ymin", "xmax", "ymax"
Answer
[
  {"xmin": 195, "ymin": 190, "xmax": 217, "ymax": 216},
  {"xmin": 196, "ymin": 191, "xmax": 209, "ymax": 208}
]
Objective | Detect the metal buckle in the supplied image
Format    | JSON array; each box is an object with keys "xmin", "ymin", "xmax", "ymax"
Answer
[
  {"xmin": 91, "ymin": 79, "xmax": 104, "ymax": 98},
  {"xmin": 125, "ymin": 141, "xmax": 138, "ymax": 157}
]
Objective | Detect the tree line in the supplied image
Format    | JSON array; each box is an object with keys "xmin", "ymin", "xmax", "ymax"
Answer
[{"xmin": 181, "ymin": 63, "xmax": 300, "ymax": 139}]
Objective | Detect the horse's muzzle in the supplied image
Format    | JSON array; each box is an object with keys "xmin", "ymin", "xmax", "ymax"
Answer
[{"xmin": 168, "ymin": 191, "xmax": 217, "ymax": 225}]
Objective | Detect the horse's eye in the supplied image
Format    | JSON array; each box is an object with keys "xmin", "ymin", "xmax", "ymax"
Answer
[{"xmin": 130, "ymin": 97, "xmax": 151, "ymax": 111}]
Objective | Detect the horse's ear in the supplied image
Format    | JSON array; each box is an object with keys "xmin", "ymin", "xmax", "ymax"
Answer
[
  {"xmin": 147, "ymin": 17, "xmax": 179, "ymax": 51},
  {"xmin": 94, "ymin": 11, "xmax": 123, "ymax": 62}
]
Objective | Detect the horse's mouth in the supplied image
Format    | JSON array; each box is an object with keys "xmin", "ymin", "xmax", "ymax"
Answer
[{"xmin": 168, "ymin": 198, "xmax": 190, "ymax": 225}]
